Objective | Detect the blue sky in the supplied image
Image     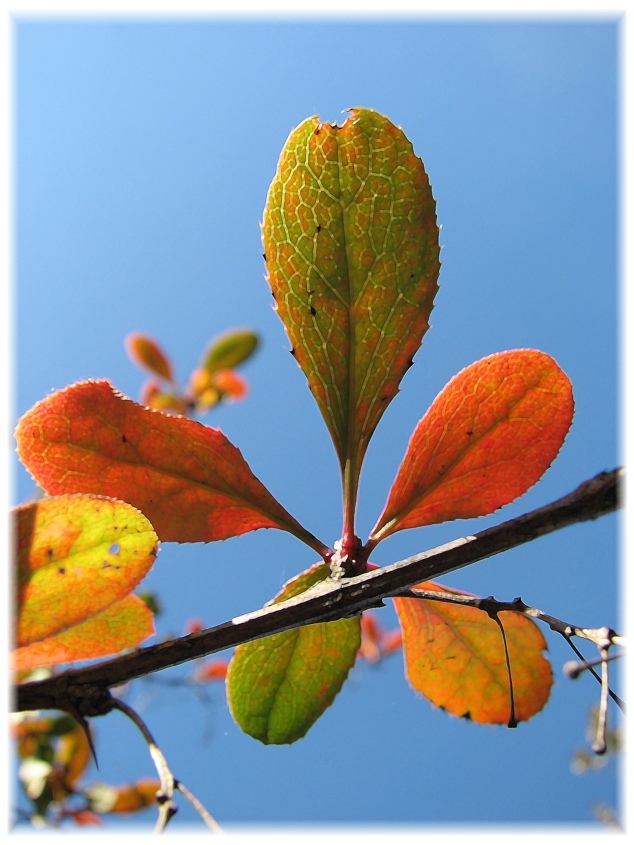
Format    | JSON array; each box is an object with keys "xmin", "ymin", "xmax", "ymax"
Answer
[{"xmin": 13, "ymin": 17, "xmax": 620, "ymax": 830}]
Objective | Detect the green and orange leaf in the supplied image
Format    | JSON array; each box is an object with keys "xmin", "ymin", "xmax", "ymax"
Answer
[
  {"xmin": 262, "ymin": 108, "xmax": 440, "ymax": 507},
  {"xmin": 125, "ymin": 333, "xmax": 174, "ymax": 382},
  {"xmin": 394, "ymin": 581, "xmax": 552, "ymax": 724},
  {"xmin": 12, "ymin": 594, "xmax": 155, "ymax": 671},
  {"xmin": 15, "ymin": 379, "xmax": 324, "ymax": 551},
  {"xmin": 15, "ymin": 494, "xmax": 158, "ymax": 646},
  {"xmin": 226, "ymin": 563, "xmax": 361, "ymax": 744},
  {"xmin": 370, "ymin": 349, "xmax": 574, "ymax": 544}
]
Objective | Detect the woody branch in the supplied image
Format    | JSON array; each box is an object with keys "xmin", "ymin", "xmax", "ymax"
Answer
[{"xmin": 15, "ymin": 468, "xmax": 622, "ymax": 715}]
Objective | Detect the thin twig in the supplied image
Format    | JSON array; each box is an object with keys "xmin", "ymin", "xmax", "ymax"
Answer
[
  {"xmin": 15, "ymin": 468, "xmax": 622, "ymax": 716},
  {"xmin": 592, "ymin": 648, "xmax": 611, "ymax": 755},
  {"xmin": 563, "ymin": 652, "xmax": 624, "ymax": 679},
  {"xmin": 111, "ymin": 698, "xmax": 220, "ymax": 831},
  {"xmin": 110, "ymin": 699, "xmax": 178, "ymax": 831},
  {"xmin": 175, "ymin": 780, "xmax": 223, "ymax": 833}
]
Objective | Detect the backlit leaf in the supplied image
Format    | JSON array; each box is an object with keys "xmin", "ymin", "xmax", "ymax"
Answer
[
  {"xmin": 262, "ymin": 108, "xmax": 440, "ymax": 508},
  {"xmin": 226, "ymin": 563, "xmax": 361, "ymax": 744},
  {"xmin": 394, "ymin": 581, "xmax": 552, "ymax": 724},
  {"xmin": 15, "ymin": 380, "xmax": 324, "ymax": 550},
  {"xmin": 370, "ymin": 349, "xmax": 574, "ymax": 543},
  {"xmin": 15, "ymin": 494, "xmax": 158, "ymax": 646},
  {"xmin": 125, "ymin": 333, "xmax": 174, "ymax": 382},
  {"xmin": 12, "ymin": 595, "xmax": 155, "ymax": 671},
  {"xmin": 202, "ymin": 329, "xmax": 259, "ymax": 373}
]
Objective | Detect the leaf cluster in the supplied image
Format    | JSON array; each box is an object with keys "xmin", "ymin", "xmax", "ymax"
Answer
[{"xmin": 13, "ymin": 109, "xmax": 584, "ymax": 802}]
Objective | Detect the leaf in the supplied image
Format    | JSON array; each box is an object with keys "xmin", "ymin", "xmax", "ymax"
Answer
[
  {"xmin": 262, "ymin": 108, "xmax": 440, "ymax": 508},
  {"xmin": 370, "ymin": 349, "xmax": 574, "ymax": 543},
  {"xmin": 15, "ymin": 379, "xmax": 324, "ymax": 550},
  {"xmin": 12, "ymin": 595, "xmax": 155, "ymax": 671},
  {"xmin": 110, "ymin": 779, "xmax": 161, "ymax": 814},
  {"xmin": 86, "ymin": 779, "xmax": 160, "ymax": 814},
  {"xmin": 393, "ymin": 581, "xmax": 552, "ymax": 724},
  {"xmin": 213, "ymin": 369, "xmax": 248, "ymax": 402},
  {"xmin": 201, "ymin": 328, "xmax": 259, "ymax": 373},
  {"xmin": 15, "ymin": 493, "xmax": 158, "ymax": 646},
  {"xmin": 125, "ymin": 333, "xmax": 174, "ymax": 382},
  {"xmin": 226, "ymin": 563, "xmax": 361, "ymax": 744}
]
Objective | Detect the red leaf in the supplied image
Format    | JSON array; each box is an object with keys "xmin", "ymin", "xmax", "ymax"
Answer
[
  {"xmin": 15, "ymin": 380, "xmax": 325, "ymax": 551},
  {"xmin": 370, "ymin": 350, "xmax": 574, "ymax": 543}
]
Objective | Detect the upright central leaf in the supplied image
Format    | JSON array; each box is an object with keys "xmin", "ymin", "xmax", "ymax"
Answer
[{"xmin": 262, "ymin": 108, "xmax": 440, "ymax": 521}]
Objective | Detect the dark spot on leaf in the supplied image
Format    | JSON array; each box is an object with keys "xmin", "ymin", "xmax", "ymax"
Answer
[
  {"xmin": 121, "ymin": 435, "xmax": 127, "ymax": 443},
  {"xmin": 316, "ymin": 225, "xmax": 321, "ymax": 233},
  {"xmin": 466, "ymin": 430, "xmax": 473, "ymax": 436},
  {"xmin": 47, "ymin": 548, "xmax": 53, "ymax": 557},
  {"xmin": 314, "ymin": 127, "xmax": 320, "ymax": 136},
  {"xmin": 58, "ymin": 567, "xmax": 65, "ymax": 575},
  {"xmin": 310, "ymin": 306, "xmax": 317, "ymax": 316},
  {"xmin": 410, "ymin": 273, "xmax": 415, "ymax": 279},
  {"xmin": 114, "ymin": 565, "xmax": 121, "ymax": 570},
  {"xmin": 102, "ymin": 562, "xmax": 111, "ymax": 568}
]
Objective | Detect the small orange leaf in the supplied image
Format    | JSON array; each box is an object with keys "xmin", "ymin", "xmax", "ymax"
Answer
[
  {"xmin": 370, "ymin": 350, "xmax": 574, "ymax": 543},
  {"xmin": 15, "ymin": 380, "xmax": 324, "ymax": 550},
  {"xmin": 15, "ymin": 494, "xmax": 158, "ymax": 646},
  {"xmin": 192, "ymin": 659, "xmax": 229, "ymax": 683},
  {"xmin": 12, "ymin": 595, "xmax": 155, "ymax": 670},
  {"xmin": 68, "ymin": 810, "xmax": 103, "ymax": 826},
  {"xmin": 394, "ymin": 581, "xmax": 552, "ymax": 724},
  {"xmin": 125, "ymin": 333, "xmax": 174, "ymax": 382},
  {"xmin": 213, "ymin": 369, "xmax": 248, "ymax": 401},
  {"xmin": 357, "ymin": 612, "xmax": 402, "ymax": 664},
  {"xmin": 110, "ymin": 778, "xmax": 161, "ymax": 813}
]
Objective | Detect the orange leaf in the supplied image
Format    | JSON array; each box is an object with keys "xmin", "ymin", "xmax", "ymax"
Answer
[
  {"xmin": 15, "ymin": 494, "xmax": 158, "ymax": 646},
  {"xmin": 68, "ymin": 810, "xmax": 103, "ymax": 826},
  {"xmin": 110, "ymin": 778, "xmax": 161, "ymax": 813},
  {"xmin": 125, "ymin": 333, "xmax": 174, "ymax": 382},
  {"xmin": 213, "ymin": 369, "xmax": 248, "ymax": 401},
  {"xmin": 15, "ymin": 380, "xmax": 324, "ymax": 550},
  {"xmin": 192, "ymin": 659, "xmax": 229, "ymax": 683},
  {"xmin": 12, "ymin": 595, "xmax": 155, "ymax": 670},
  {"xmin": 370, "ymin": 350, "xmax": 574, "ymax": 543},
  {"xmin": 394, "ymin": 581, "xmax": 552, "ymax": 724}
]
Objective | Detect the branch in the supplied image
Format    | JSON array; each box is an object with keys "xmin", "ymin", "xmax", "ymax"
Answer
[{"xmin": 15, "ymin": 468, "xmax": 622, "ymax": 715}]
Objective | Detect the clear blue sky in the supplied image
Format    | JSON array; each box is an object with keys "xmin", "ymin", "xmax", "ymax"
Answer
[{"xmin": 14, "ymin": 17, "xmax": 620, "ymax": 830}]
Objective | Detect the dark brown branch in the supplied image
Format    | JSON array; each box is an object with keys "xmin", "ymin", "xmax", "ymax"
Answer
[{"xmin": 15, "ymin": 468, "xmax": 622, "ymax": 715}]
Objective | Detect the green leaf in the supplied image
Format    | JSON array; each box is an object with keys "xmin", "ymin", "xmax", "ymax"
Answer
[
  {"xmin": 262, "ymin": 108, "xmax": 440, "ymax": 516},
  {"xmin": 201, "ymin": 329, "xmax": 259, "ymax": 374},
  {"xmin": 226, "ymin": 563, "xmax": 361, "ymax": 744}
]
